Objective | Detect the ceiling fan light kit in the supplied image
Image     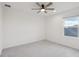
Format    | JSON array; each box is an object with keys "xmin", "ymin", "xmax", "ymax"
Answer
[{"xmin": 41, "ymin": 9, "xmax": 45, "ymax": 12}]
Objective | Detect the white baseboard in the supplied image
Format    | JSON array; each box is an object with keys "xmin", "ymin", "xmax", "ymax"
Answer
[
  {"xmin": 3, "ymin": 39, "xmax": 44, "ymax": 49},
  {"xmin": 47, "ymin": 39, "xmax": 79, "ymax": 51}
]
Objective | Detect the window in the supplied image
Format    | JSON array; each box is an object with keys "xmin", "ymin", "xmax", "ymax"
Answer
[{"xmin": 64, "ymin": 17, "xmax": 79, "ymax": 37}]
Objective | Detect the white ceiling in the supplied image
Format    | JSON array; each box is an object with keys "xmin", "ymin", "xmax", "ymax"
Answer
[
  {"xmin": 53, "ymin": 2, "xmax": 79, "ymax": 13},
  {"xmin": 2, "ymin": 2, "xmax": 79, "ymax": 16}
]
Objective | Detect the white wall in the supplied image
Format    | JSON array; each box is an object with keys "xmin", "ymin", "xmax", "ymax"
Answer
[
  {"xmin": 46, "ymin": 7, "xmax": 79, "ymax": 49},
  {"xmin": 3, "ymin": 7, "xmax": 45, "ymax": 48},
  {"xmin": 0, "ymin": 3, "xmax": 3, "ymax": 55}
]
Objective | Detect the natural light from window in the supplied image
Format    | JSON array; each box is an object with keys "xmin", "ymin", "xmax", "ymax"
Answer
[{"xmin": 64, "ymin": 17, "xmax": 79, "ymax": 37}]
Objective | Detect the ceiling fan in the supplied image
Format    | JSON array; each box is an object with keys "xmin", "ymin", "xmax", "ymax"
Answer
[{"xmin": 32, "ymin": 2, "xmax": 56, "ymax": 13}]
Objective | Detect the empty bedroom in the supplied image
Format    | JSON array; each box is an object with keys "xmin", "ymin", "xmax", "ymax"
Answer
[{"xmin": 0, "ymin": 1, "xmax": 79, "ymax": 57}]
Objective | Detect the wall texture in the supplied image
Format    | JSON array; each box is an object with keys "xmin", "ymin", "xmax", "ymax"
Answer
[
  {"xmin": 3, "ymin": 7, "xmax": 45, "ymax": 48},
  {"xmin": 0, "ymin": 3, "xmax": 3, "ymax": 55},
  {"xmin": 46, "ymin": 7, "xmax": 79, "ymax": 49}
]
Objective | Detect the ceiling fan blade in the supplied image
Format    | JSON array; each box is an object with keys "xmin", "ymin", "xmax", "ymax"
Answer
[
  {"xmin": 44, "ymin": 11, "xmax": 47, "ymax": 13},
  {"xmin": 46, "ymin": 2, "xmax": 52, "ymax": 7},
  {"xmin": 37, "ymin": 11, "xmax": 41, "ymax": 13},
  {"xmin": 36, "ymin": 2, "xmax": 41, "ymax": 7},
  {"xmin": 46, "ymin": 8, "xmax": 54, "ymax": 10},
  {"xmin": 32, "ymin": 8, "xmax": 41, "ymax": 10}
]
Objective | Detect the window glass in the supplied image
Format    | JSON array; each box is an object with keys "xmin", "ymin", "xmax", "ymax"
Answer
[{"xmin": 64, "ymin": 17, "xmax": 79, "ymax": 37}]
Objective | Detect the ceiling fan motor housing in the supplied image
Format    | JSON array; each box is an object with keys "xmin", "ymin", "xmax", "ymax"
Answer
[{"xmin": 41, "ymin": 4, "xmax": 45, "ymax": 9}]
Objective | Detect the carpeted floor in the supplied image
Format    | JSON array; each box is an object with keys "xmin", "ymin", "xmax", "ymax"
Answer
[{"xmin": 1, "ymin": 40, "xmax": 79, "ymax": 57}]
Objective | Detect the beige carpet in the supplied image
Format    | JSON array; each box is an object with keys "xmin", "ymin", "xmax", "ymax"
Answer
[{"xmin": 1, "ymin": 40, "xmax": 79, "ymax": 57}]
